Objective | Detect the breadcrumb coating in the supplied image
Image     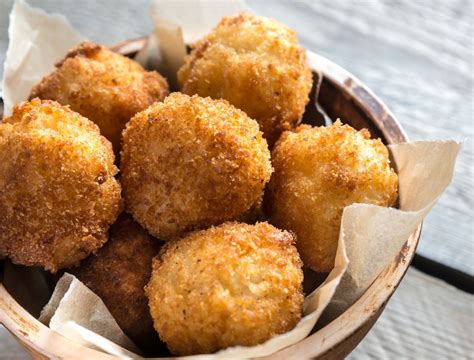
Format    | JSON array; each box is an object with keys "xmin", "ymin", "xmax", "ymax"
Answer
[
  {"xmin": 0, "ymin": 99, "xmax": 122, "ymax": 272},
  {"xmin": 29, "ymin": 42, "xmax": 169, "ymax": 152},
  {"xmin": 73, "ymin": 214, "xmax": 162, "ymax": 351},
  {"xmin": 146, "ymin": 221, "xmax": 304, "ymax": 355},
  {"xmin": 265, "ymin": 120, "xmax": 398, "ymax": 272},
  {"xmin": 121, "ymin": 93, "xmax": 272, "ymax": 240},
  {"xmin": 178, "ymin": 13, "xmax": 312, "ymax": 145}
]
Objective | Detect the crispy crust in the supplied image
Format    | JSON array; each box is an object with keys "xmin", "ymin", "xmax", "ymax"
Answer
[
  {"xmin": 0, "ymin": 99, "xmax": 122, "ymax": 272},
  {"xmin": 145, "ymin": 221, "xmax": 304, "ymax": 355},
  {"xmin": 120, "ymin": 93, "xmax": 273, "ymax": 240},
  {"xmin": 29, "ymin": 42, "xmax": 169, "ymax": 153},
  {"xmin": 72, "ymin": 214, "xmax": 162, "ymax": 350},
  {"xmin": 178, "ymin": 13, "xmax": 313, "ymax": 146},
  {"xmin": 265, "ymin": 120, "xmax": 398, "ymax": 272}
]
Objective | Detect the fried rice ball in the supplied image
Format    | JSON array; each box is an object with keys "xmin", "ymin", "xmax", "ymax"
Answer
[
  {"xmin": 73, "ymin": 214, "xmax": 162, "ymax": 351},
  {"xmin": 178, "ymin": 13, "xmax": 313, "ymax": 145},
  {"xmin": 0, "ymin": 99, "xmax": 122, "ymax": 272},
  {"xmin": 29, "ymin": 42, "xmax": 169, "ymax": 152},
  {"xmin": 264, "ymin": 120, "xmax": 398, "ymax": 273},
  {"xmin": 146, "ymin": 221, "xmax": 304, "ymax": 355},
  {"xmin": 121, "ymin": 93, "xmax": 272, "ymax": 240}
]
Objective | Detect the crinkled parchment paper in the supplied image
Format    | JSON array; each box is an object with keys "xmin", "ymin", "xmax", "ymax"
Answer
[
  {"xmin": 0, "ymin": 0, "xmax": 462, "ymax": 358},
  {"xmin": 1, "ymin": 0, "xmax": 85, "ymax": 117},
  {"xmin": 324, "ymin": 140, "xmax": 461, "ymax": 320},
  {"xmin": 38, "ymin": 273, "xmax": 141, "ymax": 355}
]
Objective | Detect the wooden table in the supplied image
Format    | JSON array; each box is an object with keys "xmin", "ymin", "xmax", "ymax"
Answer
[{"xmin": 0, "ymin": 0, "xmax": 472, "ymax": 358}]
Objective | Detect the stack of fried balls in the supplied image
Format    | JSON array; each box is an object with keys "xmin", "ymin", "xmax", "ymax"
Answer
[{"xmin": 0, "ymin": 13, "xmax": 398, "ymax": 356}]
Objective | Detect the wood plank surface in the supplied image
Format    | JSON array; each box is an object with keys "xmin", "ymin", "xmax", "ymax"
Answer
[
  {"xmin": 0, "ymin": 325, "xmax": 29, "ymax": 359},
  {"xmin": 0, "ymin": 1, "xmax": 472, "ymax": 359},
  {"xmin": 350, "ymin": 268, "xmax": 474, "ymax": 359},
  {"xmin": 0, "ymin": 0, "xmax": 472, "ymax": 274}
]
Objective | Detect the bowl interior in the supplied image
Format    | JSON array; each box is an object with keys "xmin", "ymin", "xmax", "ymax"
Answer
[{"xmin": 0, "ymin": 38, "xmax": 417, "ymax": 360}]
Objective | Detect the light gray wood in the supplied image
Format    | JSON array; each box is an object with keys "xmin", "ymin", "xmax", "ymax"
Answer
[
  {"xmin": 350, "ymin": 267, "xmax": 474, "ymax": 359},
  {"xmin": 0, "ymin": 326, "xmax": 29, "ymax": 359},
  {"xmin": 0, "ymin": 0, "xmax": 471, "ymax": 274}
]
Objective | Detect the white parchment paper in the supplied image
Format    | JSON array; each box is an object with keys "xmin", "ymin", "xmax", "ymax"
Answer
[
  {"xmin": 38, "ymin": 273, "xmax": 140, "ymax": 355},
  {"xmin": 325, "ymin": 140, "xmax": 461, "ymax": 318},
  {"xmin": 1, "ymin": 0, "xmax": 85, "ymax": 117}
]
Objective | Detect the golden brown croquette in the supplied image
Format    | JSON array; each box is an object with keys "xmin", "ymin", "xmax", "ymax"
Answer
[
  {"xmin": 264, "ymin": 120, "xmax": 398, "ymax": 272},
  {"xmin": 146, "ymin": 222, "xmax": 304, "ymax": 355},
  {"xmin": 120, "ymin": 93, "xmax": 272, "ymax": 240},
  {"xmin": 72, "ymin": 214, "xmax": 162, "ymax": 351},
  {"xmin": 0, "ymin": 99, "xmax": 122, "ymax": 272},
  {"xmin": 29, "ymin": 42, "xmax": 169, "ymax": 152},
  {"xmin": 178, "ymin": 13, "xmax": 313, "ymax": 145}
]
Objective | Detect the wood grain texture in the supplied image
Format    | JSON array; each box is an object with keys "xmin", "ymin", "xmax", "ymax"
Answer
[
  {"xmin": 350, "ymin": 268, "xmax": 474, "ymax": 359},
  {"xmin": 0, "ymin": 325, "xmax": 29, "ymax": 359}
]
